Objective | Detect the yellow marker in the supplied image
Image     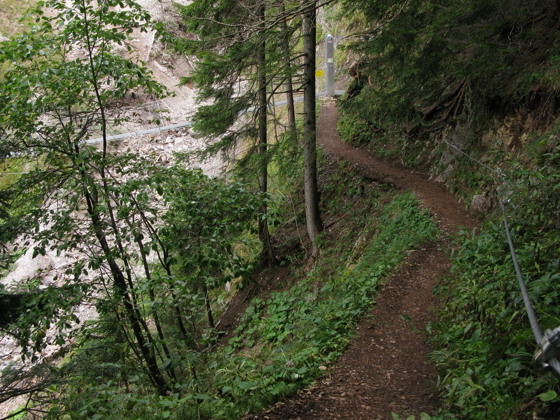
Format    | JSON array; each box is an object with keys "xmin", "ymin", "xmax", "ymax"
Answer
[{"xmin": 315, "ymin": 70, "xmax": 324, "ymax": 77}]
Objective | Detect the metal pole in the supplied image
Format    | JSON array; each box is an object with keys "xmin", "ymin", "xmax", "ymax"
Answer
[{"xmin": 325, "ymin": 34, "xmax": 335, "ymax": 97}]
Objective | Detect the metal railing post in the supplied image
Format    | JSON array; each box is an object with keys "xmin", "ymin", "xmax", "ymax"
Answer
[{"xmin": 325, "ymin": 34, "xmax": 335, "ymax": 97}]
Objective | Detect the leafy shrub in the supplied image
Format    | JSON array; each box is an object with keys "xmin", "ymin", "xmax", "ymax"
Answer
[{"xmin": 433, "ymin": 143, "xmax": 560, "ymax": 419}]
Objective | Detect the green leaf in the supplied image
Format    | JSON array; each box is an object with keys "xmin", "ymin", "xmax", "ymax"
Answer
[
  {"xmin": 125, "ymin": 400, "xmax": 137, "ymax": 411},
  {"xmin": 236, "ymin": 381, "xmax": 256, "ymax": 390},
  {"xmin": 470, "ymin": 328, "xmax": 481, "ymax": 344},
  {"xmin": 538, "ymin": 390, "xmax": 557, "ymax": 401}
]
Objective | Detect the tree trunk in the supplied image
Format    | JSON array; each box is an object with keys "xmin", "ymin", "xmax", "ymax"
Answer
[
  {"xmin": 82, "ymin": 186, "xmax": 168, "ymax": 396},
  {"xmin": 280, "ymin": 1, "xmax": 296, "ymax": 134},
  {"xmin": 258, "ymin": 1, "xmax": 276, "ymax": 265},
  {"xmin": 135, "ymin": 235, "xmax": 177, "ymax": 382},
  {"xmin": 203, "ymin": 283, "xmax": 215, "ymax": 329},
  {"xmin": 302, "ymin": 0, "xmax": 322, "ymax": 258}
]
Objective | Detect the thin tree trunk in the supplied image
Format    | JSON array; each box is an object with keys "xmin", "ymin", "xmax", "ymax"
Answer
[
  {"xmin": 82, "ymin": 187, "xmax": 168, "ymax": 395},
  {"xmin": 203, "ymin": 283, "xmax": 215, "ymax": 329},
  {"xmin": 280, "ymin": 1, "xmax": 296, "ymax": 135},
  {"xmin": 258, "ymin": 1, "xmax": 276, "ymax": 265},
  {"xmin": 135, "ymin": 235, "xmax": 177, "ymax": 382},
  {"xmin": 128, "ymin": 198, "xmax": 190, "ymax": 343},
  {"xmin": 302, "ymin": 0, "xmax": 322, "ymax": 258}
]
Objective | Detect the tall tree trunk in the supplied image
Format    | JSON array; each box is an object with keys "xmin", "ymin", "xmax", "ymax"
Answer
[
  {"xmin": 258, "ymin": 1, "xmax": 276, "ymax": 265},
  {"xmin": 302, "ymin": 0, "xmax": 322, "ymax": 258},
  {"xmin": 280, "ymin": 1, "xmax": 296, "ymax": 134}
]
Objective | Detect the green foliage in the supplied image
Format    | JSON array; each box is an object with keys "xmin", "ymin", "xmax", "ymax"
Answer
[
  {"xmin": 163, "ymin": 167, "xmax": 265, "ymax": 286},
  {"xmin": 0, "ymin": 0, "xmax": 202, "ymax": 401},
  {"xmin": 433, "ymin": 144, "xmax": 560, "ymax": 419},
  {"xmin": 340, "ymin": 0, "xmax": 560, "ymax": 137},
  {"xmin": 0, "ymin": 247, "xmax": 23, "ymax": 278},
  {"xmin": 337, "ymin": 113, "xmax": 373, "ymax": 146},
  {"xmin": 169, "ymin": 0, "xmax": 302, "ymax": 154},
  {"xmin": 337, "ymin": 107, "xmax": 426, "ymax": 168},
  {"xmin": 53, "ymin": 192, "xmax": 435, "ymax": 420},
  {"xmin": 167, "ymin": 192, "xmax": 435, "ymax": 419},
  {"xmin": 0, "ymin": 0, "xmax": 166, "ymax": 346}
]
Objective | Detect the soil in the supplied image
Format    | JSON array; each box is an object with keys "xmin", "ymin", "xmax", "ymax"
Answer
[{"xmin": 244, "ymin": 100, "xmax": 477, "ymax": 420}]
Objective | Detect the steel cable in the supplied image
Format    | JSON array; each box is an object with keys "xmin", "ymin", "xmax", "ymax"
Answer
[
  {"xmin": 500, "ymin": 200, "xmax": 542, "ymax": 344},
  {"xmin": 445, "ymin": 138, "xmax": 559, "ymax": 379}
]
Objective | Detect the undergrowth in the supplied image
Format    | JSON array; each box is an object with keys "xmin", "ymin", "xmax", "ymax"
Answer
[
  {"xmin": 176, "ymin": 192, "xmax": 437, "ymax": 419},
  {"xmin": 55, "ymin": 192, "xmax": 436, "ymax": 420},
  {"xmin": 336, "ymin": 112, "xmax": 425, "ymax": 169},
  {"xmin": 433, "ymin": 142, "xmax": 560, "ymax": 419}
]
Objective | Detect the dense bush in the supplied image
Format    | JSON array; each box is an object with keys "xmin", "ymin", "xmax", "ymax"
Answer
[
  {"xmin": 340, "ymin": 0, "xmax": 560, "ymax": 135},
  {"xmin": 433, "ymin": 142, "xmax": 560, "ymax": 419}
]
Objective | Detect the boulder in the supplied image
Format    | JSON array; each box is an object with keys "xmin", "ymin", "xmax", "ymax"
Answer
[{"xmin": 470, "ymin": 192, "xmax": 494, "ymax": 214}]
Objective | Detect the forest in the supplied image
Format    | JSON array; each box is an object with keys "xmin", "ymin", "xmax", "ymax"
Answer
[{"xmin": 0, "ymin": 0, "xmax": 559, "ymax": 419}]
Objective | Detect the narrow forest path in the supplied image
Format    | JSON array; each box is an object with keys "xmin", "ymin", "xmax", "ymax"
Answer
[{"xmin": 246, "ymin": 101, "xmax": 477, "ymax": 420}]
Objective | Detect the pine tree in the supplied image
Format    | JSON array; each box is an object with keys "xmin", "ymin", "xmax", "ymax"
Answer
[
  {"xmin": 172, "ymin": 0, "xmax": 330, "ymax": 260},
  {"xmin": 302, "ymin": 0, "xmax": 323, "ymax": 258},
  {"xmin": 174, "ymin": 0, "xmax": 300, "ymax": 263},
  {"xmin": 341, "ymin": 0, "xmax": 560, "ymax": 134}
]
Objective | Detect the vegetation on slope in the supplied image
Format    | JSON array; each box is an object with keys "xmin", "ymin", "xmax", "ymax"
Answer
[
  {"xmin": 332, "ymin": 0, "xmax": 560, "ymax": 418},
  {"xmin": 45, "ymin": 173, "xmax": 437, "ymax": 420},
  {"xmin": 338, "ymin": 0, "xmax": 559, "ymax": 136},
  {"xmin": 0, "ymin": 2, "xmax": 437, "ymax": 418},
  {"xmin": 430, "ymin": 140, "xmax": 560, "ymax": 420},
  {"xmin": 1, "ymin": 0, "xmax": 559, "ymax": 418}
]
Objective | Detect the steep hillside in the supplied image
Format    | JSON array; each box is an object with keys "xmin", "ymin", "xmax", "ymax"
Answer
[
  {"xmin": 0, "ymin": 1, "xmax": 558, "ymax": 419},
  {"xmin": 329, "ymin": 0, "xmax": 560, "ymax": 418}
]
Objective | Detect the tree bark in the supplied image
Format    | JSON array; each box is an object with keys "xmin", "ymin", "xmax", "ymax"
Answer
[
  {"xmin": 83, "ymin": 187, "xmax": 168, "ymax": 396},
  {"xmin": 135, "ymin": 235, "xmax": 177, "ymax": 383},
  {"xmin": 258, "ymin": 1, "xmax": 276, "ymax": 265},
  {"xmin": 302, "ymin": 0, "xmax": 322, "ymax": 258},
  {"xmin": 203, "ymin": 283, "xmax": 215, "ymax": 329},
  {"xmin": 280, "ymin": 1, "xmax": 296, "ymax": 135}
]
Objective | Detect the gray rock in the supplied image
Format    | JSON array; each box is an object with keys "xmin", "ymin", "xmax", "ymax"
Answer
[{"xmin": 471, "ymin": 193, "xmax": 493, "ymax": 214}]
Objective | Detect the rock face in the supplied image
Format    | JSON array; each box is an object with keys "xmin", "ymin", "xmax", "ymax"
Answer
[{"xmin": 470, "ymin": 192, "xmax": 494, "ymax": 214}]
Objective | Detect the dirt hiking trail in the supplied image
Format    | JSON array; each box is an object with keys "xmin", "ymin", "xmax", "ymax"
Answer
[{"xmin": 246, "ymin": 101, "xmax": 477, "ymax": 420}]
